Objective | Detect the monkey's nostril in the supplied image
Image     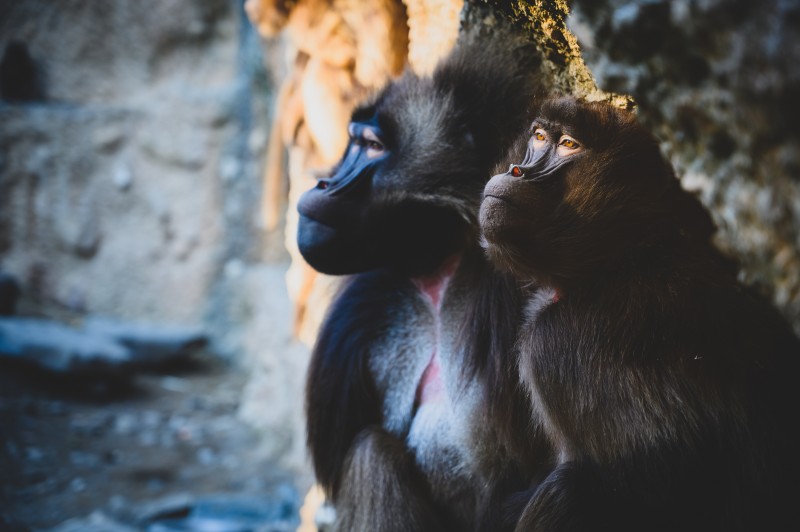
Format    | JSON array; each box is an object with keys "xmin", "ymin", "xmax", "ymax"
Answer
[
  {"xmin": 316, "ymin": 180, "xmax": 330, "ymax": 190},
  {"xmin": 511, "ymin": 166, "xmax": 523, "ymax": 178}
]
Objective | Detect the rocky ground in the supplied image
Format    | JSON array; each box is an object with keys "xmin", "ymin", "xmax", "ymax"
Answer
[{"xmin": 0, "ymin": 351, "xmax": 308, "ymax": 531}]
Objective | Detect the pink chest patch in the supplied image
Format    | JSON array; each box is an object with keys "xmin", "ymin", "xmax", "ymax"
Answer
[
  {"xmin": 416, "ymin": 352, "xmax": 445, "ymax": 404},
  {"xmin": 414, "ymin": 275, "xmax": 446, "ymax": 308},
  {"xmin": 411, "ymin": 255, "xmax": 460, "ymax": 309},
  {"xmin": 411, "ymin": 255, "xmax": 460, "ymax": 408}
]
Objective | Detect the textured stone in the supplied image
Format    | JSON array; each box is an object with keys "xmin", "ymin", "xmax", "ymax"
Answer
[
  {"xmin": 568, "ymin": 0, "xmax": 800, "ymax": 332},
  {"xmin": 136, "ymin": 491, "xmax": 300, "ymax": 532},
  {"xmin": 48, "ymin": 511, "xmax": 138, "ymax": 532},
  {"xmin": 82, "ymin": 316, "xmax": 208, "ymax": 365},
  {"xmin": 0, "ymin": 317, "xmax": 132, "ymax": 374},
  {"xmin": 403, "ymin": 0, "xmax": 463, "ymax": 74},
  {"xmin": 0, "ymin": 0, "xmax": 257, "ymax": 326}
]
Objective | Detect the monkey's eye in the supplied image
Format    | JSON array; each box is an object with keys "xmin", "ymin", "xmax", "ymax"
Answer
[
  {"xmin": 531, "ymin": 128, "xmax": 547, "ymax": 151},
  {"xmin": 510, "ymin": 165, "xmax": 523, "ymax": 178},
  {"xmin": 363, "ymin": 129, "xmax": 385, "ymax": 158},
  {"xmin": 365, "ymin": 140, "xmax": 385, "ymax": 158},
  {"xmin": 557, "ymin": 135, "xmax": 582, "ymax": 156},
  {"xmin": 559, "ymin": 137, "xmax": 577, "ymax": 148}
]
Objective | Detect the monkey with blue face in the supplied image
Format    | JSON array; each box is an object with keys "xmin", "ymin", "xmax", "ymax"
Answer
[
  {"xmin": 480, "ymin": 97, "xmax": 800, "ymax": 532},
  {"xmin": 299, "ymin": 29, "xmax": 556, "ymax": 531}
]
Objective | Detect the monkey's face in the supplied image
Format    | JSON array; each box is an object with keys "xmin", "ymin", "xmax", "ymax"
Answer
[
  {"xmin": 297, "ymin": 80, "xmax": 487, "ymax": 276},
  {"xmin": 480, "ymin": 97, "xmax": 673, "ymax": 283}
]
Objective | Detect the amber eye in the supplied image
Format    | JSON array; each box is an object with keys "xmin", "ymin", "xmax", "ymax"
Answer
[
  {"xmin": 510, "ymin": 165, "xmax": 523, "ymax": 177},
  {"xmin": 533, "ymin": 130, "xmax": 546, "ymax": 142},
  {"xmin": 559, "ymin": 136, "xmax": 579, "ymax": 149}
]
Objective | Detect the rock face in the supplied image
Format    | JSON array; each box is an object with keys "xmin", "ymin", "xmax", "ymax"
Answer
[
  {"xmin": 403, "ymin": 0, "xmax": 463, "ymax": 74},
  {"xmin": 0, "ymin": 318, "xmax": 132, "ymax": 374},
  {"xmin": 567, "ymin": 0, "xmax": 800, "ymax": 331},
  {"xmin": 82, "ymin": 317, "xmax": 207, "ymax": 364},
  {"xmin": 0, "ymin": 0, "xmax": 307, "ymax": 485},
  {"xmin": 0, "ymin": 0, "xmax": 268, "ymax": 327},
  {"xmin": 0, "ymin": 316, "xmax": 209, "ymax": 374}
]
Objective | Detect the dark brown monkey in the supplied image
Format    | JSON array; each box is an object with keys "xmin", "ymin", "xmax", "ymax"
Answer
[
  {"xmin": 480, "ymin": 97, "xmax": 800, "ymax": 532},
  {"xmin": 299, "ymin": 30, "xmax": 553, "ymax": 531}
]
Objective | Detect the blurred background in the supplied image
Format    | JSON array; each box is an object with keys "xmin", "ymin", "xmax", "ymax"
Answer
[{"xmin": 0, "ymin": 0, "xmax": 798, "ymax": 530}]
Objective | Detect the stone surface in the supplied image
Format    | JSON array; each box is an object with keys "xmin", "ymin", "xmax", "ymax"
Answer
[
  {"xmin": 404, "ymin": 0, "xmax": 463, "ymax": 74},
  {"xmin": 0, "ymin": 0, "xmax": 312, "ymax": 502},
  {"xmin": 138, "ymin": 491, "xmax": 300, "ymax": 532},
  {"xmin": 83, "ymin": 316, "xmax": 207, "ymax": 365},
  {"xmin": 0, "ymin": 316, "xmax": 210, "ymax": 373},
  {"xmin": 0, "ymin": 317, "xmax": 132, "ymax": 374},
  {"xmin": 567, "ymin": 0, "xmax": 800, "ymax": 332},
  {"xmin": 226, "ymin": 263, "xmax": 312, "ymax": 476},
  {"xmin": 0, "ymin": 0, "xmax": 268, "ymax": 328},
  {"xmin": 48, "ymin": 511, "xmax": 138, "ymax": 532},
  {"xmin": 0, "ymin": 352, "xmax": 307, "ymax": 530}
]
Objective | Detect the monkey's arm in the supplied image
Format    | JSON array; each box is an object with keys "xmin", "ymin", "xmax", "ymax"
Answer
[
  {"xmin": 305, "ymin": 271, "xmax": 421, "ymax": 490},
  {"xmin": 306, "ymin": 271, "xmax": 444, "ymax": 530},
  {"xmin": 332, "ymin": 427, "xmax": 445, "ymax": 532},
  {"xmin": 305, "ymin": 274, "xmax": 385, "ymax": 497}
]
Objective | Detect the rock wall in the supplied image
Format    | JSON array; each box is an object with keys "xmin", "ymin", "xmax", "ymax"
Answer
[
  {"xmin": 568, "ymin": 0, "xmax": 800, "ymax": 332},
  {"xmin": 0, "ymin": 0, "xmax": 312, "ymax": 478},
  {"xmin": 0, "ymin": 0, "xmax": 271, "ymax": 327}
]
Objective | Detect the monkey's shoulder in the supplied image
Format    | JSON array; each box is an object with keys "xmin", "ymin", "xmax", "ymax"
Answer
[
  {"xmin": 312, "ymin": 271, "xmax": 437, "ymax": 378},
  {"xmin": 323, "ymin": 270, "xmax": 421, "ymax": 324},
  {"xmin": 307, "ymin": 273, "xmax": 406, "ymax": 495},
  {"xmin": 524, "ymin": 268, "xmax": 799, "ymax": 375}
]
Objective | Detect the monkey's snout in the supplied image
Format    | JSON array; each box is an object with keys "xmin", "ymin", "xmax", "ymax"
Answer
[
  {"xmin": 316, "ymin": 179, "xmax": 330, "ymax": 190},
  {"xmin": 483, "ymin": 173, "xmax": 516, "ymax": 204}
]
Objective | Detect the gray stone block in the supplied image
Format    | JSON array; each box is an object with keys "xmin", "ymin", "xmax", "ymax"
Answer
[
  {"xmin": 0, "ymin": 317, "xmax": 132, "ymax": 374},
  {"xmin": 82, "ymin": 316, "xmax": 208, "ymax": 365}
]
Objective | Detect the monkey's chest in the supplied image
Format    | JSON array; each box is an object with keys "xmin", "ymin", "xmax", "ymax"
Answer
[
  {"xmin": 520, "ymin": 291, "xmax": 594, "ymax": 461},
  {"xmin": 522, "ymin": 295, "xmax": 645, "ymax": 463},
  {"xmin": 367, "ymin": 278, "xmax": 490, "ymax": 502}
]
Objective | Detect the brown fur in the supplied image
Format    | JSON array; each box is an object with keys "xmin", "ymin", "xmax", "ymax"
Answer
[{"xmin": 480, "ymin": 97, "xmax": 800, "ymax": 532}]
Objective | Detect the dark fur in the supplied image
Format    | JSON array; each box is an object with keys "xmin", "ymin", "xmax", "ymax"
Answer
[
  {"xmin": 334, "ymin": 428, "xmax": 445, "ymax": 531},
  {"xmin": 480, "ymin": 97, "xmax": 800, "ymax": 531},
  {"xmin": 304, "ymin": 30, "xmax": 554, "ymax": 531}
]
